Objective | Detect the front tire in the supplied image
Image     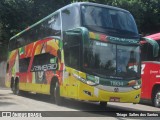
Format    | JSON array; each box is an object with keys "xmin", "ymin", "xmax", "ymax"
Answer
[
  {"xmin": 153, "ymin": 89, "xmax": 160, "ymax": 108},
  {"xmin": 54, "ymin": 82, "xmax": 63, "ymax": 105},
  {"xmin": 99, "ymin": 101, "xmax": 107, "ymax": 109},
  {"xmin": 14, "ymin": 78, "xmax": 20, "ymax": 95},
  {"xmin": 11, "ymin": 77, "xmax": 15, "ymax": 92}
]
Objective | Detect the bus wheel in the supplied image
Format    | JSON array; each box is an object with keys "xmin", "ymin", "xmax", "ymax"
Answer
[
  {"xmin": 99, "ymin": 101, "xmax": 107, "ymax": 109},
  {"xmin": 153, "ymin": 89, "xmax": 160, "ymax": 108},
  {"xmin": 50, "ymin": 81, "xmax": 56, "ymax": 103},
  {"xmin": 11, "ymin": 77, "xmax": 15, "ymax": 92},
  {"xmin": 54, "ymin": 82, "xmax": 63, "ymax": 105},
  {"xmin": 14, "ymin": 78, "xmax": 20, "ymax": 95}
]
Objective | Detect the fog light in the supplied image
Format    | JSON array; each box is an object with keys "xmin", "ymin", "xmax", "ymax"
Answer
[{"xmin": 135, "ymin": 94, "xmax": 140, "ymax": 99}]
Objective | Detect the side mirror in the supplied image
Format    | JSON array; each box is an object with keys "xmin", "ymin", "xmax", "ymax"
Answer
[
  {"xmin": 141, "ymin": 37, "xmax": 159, "ymax": 57},
  {"xmin": 63, "ymin": 27, "xmax": 89, "ymax": 46},
  {"xmin": 63, "ymin": 30, "xmax": 82, "ymax": 48}
]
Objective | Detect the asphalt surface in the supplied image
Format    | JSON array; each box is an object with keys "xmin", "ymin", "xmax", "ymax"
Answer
[{"xmin": 0, "ymin": 87, "xmax": 160, "ymax": 120}]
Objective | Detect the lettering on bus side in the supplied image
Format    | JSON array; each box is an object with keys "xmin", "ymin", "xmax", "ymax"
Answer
[
  {"xmin": 30, "ymin": 53, "xmax": 58, "ymax": 72},
  {"xmin": 31, "ymin": 64, "xmax": 58, "ymax": 72}
]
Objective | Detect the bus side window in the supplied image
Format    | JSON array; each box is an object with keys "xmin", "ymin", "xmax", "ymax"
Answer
[
  {"xmin": 63, "ymin": 31, "xmax": 81, "ymax": 70},
  {"xmin": 47, "ymin": 13, "xmax": 61, "ymax": 36},
  {"xmin": 9, "ymin": 39, "xmax": 16, "ymax": 51},
  {"xmin": 156, "ymin": 40, "xmax": 160, "ymax": 61},
  {"xmin": 16, "ymin": 37, "xmax": 25, "ymax": 48},
  {"xmin": 62, "ymin": 6, "xmax": 80, "ymax": 31},
  {"xmin": 141, "ymin": 43, "xmax": 155, "ymax": 61}
]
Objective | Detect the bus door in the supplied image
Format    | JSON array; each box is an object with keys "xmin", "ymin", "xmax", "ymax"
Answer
[{"xmin": 63, "ymin": 30, "xmax": 82, "ymax": 98}]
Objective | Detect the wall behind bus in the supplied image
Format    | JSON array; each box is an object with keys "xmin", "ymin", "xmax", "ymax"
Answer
[{"xmin": 0, "ymin": 61, "xmax": 6, "ymax": 87}]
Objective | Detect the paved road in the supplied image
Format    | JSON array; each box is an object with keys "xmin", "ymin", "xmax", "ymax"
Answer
[{"xmin": 0, "ymin": 87, "xmax": 160, "ymax": 120}]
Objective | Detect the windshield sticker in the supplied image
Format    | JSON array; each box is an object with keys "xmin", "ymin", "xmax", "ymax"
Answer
[
  {"xmin": 95, "ymin": 42, "xmax": 108, "ymax": 47},
  {"xmin": 95, "ymin": 76, "xmax": 100, "ymax": 84}
]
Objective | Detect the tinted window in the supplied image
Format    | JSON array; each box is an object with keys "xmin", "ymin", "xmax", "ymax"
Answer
[
  {"xmin": 9, "ymin": 39, "xmax": 16, "ymax": 51},
  {"xmin": 141, "ymin": 40, "xmax": 160, "ymax": 61},
  {"xmin": 63, "ymin": 32, "xmax": 81, "ymax": 70},
  {"xmin": 62, "ymin": 6, "xmax": 80, "ymax": 31},
  {"xmin": 19, "ymin": 57, "xmax": 30, "ymax": 72},
  {"xmin": 84, "ymin": 40, "xmax": 140, "ymax": 79},
  {"xmin": 9, "ymin": 13, "xmax": 61, "ymax": 51},
  {"xmin": 39, "ymin": 13, "xmax": 61, "ymax": 38},
  {"xmin": 81, "ymin": 5, "xmax": 138, "ymax": 38}
]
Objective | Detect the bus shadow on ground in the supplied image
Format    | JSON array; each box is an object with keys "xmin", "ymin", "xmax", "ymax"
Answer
[
  {"xmin": 8, "ymin": 92, "xmax": 159, "ymax": 119},
  {"xmin": 17, "ymin": 92, "xmax": 160, "ymax": 119},
  {"xmin": 139, "ymin": 100, "xmax": 153, "ymax": 107},
  {"xmin": 0, "ymin": 93, "xmax": 14, "ymax": 100},
  {"xmin": 0, "ymin": 102, "xmax": 16, "ymax": 107},
  {"xmin": 19, "ymin": 92, "xmax": 139, "ymax": 111},
  {"xmin": 0, "ymin": 94, "xmax": 16, "ymax": 107}
]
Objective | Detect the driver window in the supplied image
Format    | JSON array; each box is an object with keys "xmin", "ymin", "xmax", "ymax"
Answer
[{"xmin": 63, "ymin": 31, "xmax": 81, "ymax": 70}]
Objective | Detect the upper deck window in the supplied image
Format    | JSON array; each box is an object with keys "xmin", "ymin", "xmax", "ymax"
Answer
[
  {"xmin": 81, "ymin": 5, "xmax": 138, "ymax": 38},
  {"xmin": 62, "ymin": 6, "xmax": 80, "ymax": 31}
]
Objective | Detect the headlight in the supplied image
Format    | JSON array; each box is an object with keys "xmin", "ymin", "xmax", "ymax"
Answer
[
  {"xmin": 86, "ymin": 80, "xmax": 98, "ymax": 86},
  {"xmin": 73, "ymin": 73, "xmax": 86, "ymax": 83},
  {"xmin": 73, "ymin": 73, "xmax": 98, "ymax": 86},
  {"xmin": 132, "ymin": 80, "xmax": 141, "ymax": 89}
]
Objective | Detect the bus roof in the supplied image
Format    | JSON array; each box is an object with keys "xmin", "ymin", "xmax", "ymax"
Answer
[
  {"xmin": 62, "ymin": 2, "xmax": 129, "ymax": 13},
  {"xmin": 10, "ymin": 2, "xmax": 130, "ymax": 41},
  {"xmin": 145, "ymin": 33, "xmax": 160, "ymax": 41}
]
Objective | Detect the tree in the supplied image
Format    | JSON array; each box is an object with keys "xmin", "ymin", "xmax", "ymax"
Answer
[
  {"xmin": 0, "ymin": 0, "xmax": 72, "ymax": 60},
  {"xmin": 0, "ymin": 0, "xmax": 160, "ymax": 61},
  {"xmin": 76, "ymin": 0, "xmax": 160, "ymax": 34}
]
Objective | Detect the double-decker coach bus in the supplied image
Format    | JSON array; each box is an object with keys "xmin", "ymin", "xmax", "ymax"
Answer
[
  {"xmin": 141, "ymin": 33, "xmax": 160, "ymax": 107},
  {"xmin": 5, "ymin": 2, "xmax": 158, "ymax": 107}
]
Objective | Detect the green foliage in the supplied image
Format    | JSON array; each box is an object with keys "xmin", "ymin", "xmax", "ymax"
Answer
[
  {"xmin": 0, "ymin": 0, "xmax": 160, "ymax": 60},
  {"xmin": 1, "ymin": 0, "xmax": 160, "ymax": 40},
  {"xmin": 81, "ymin": 0, "xmax": 160, "ymax": 34}
]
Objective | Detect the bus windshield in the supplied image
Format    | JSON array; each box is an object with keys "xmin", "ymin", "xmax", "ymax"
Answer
[
  {"xmin": 81, "ymin": 5, "xmax": 139, "ymax": 38},
  {"xmin": 84, "ymin": 40, "xmax": 140, "ymax": 80}
]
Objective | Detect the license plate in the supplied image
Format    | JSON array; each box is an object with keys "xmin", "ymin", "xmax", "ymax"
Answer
[{"xmin": 109, "ymin": 97, "xmax": 120, "ymax": 102}]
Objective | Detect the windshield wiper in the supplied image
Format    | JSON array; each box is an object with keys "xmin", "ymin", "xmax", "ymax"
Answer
[{"xmin": 91, "ymin": 72, "xmax": 106, "ymax": 78}]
